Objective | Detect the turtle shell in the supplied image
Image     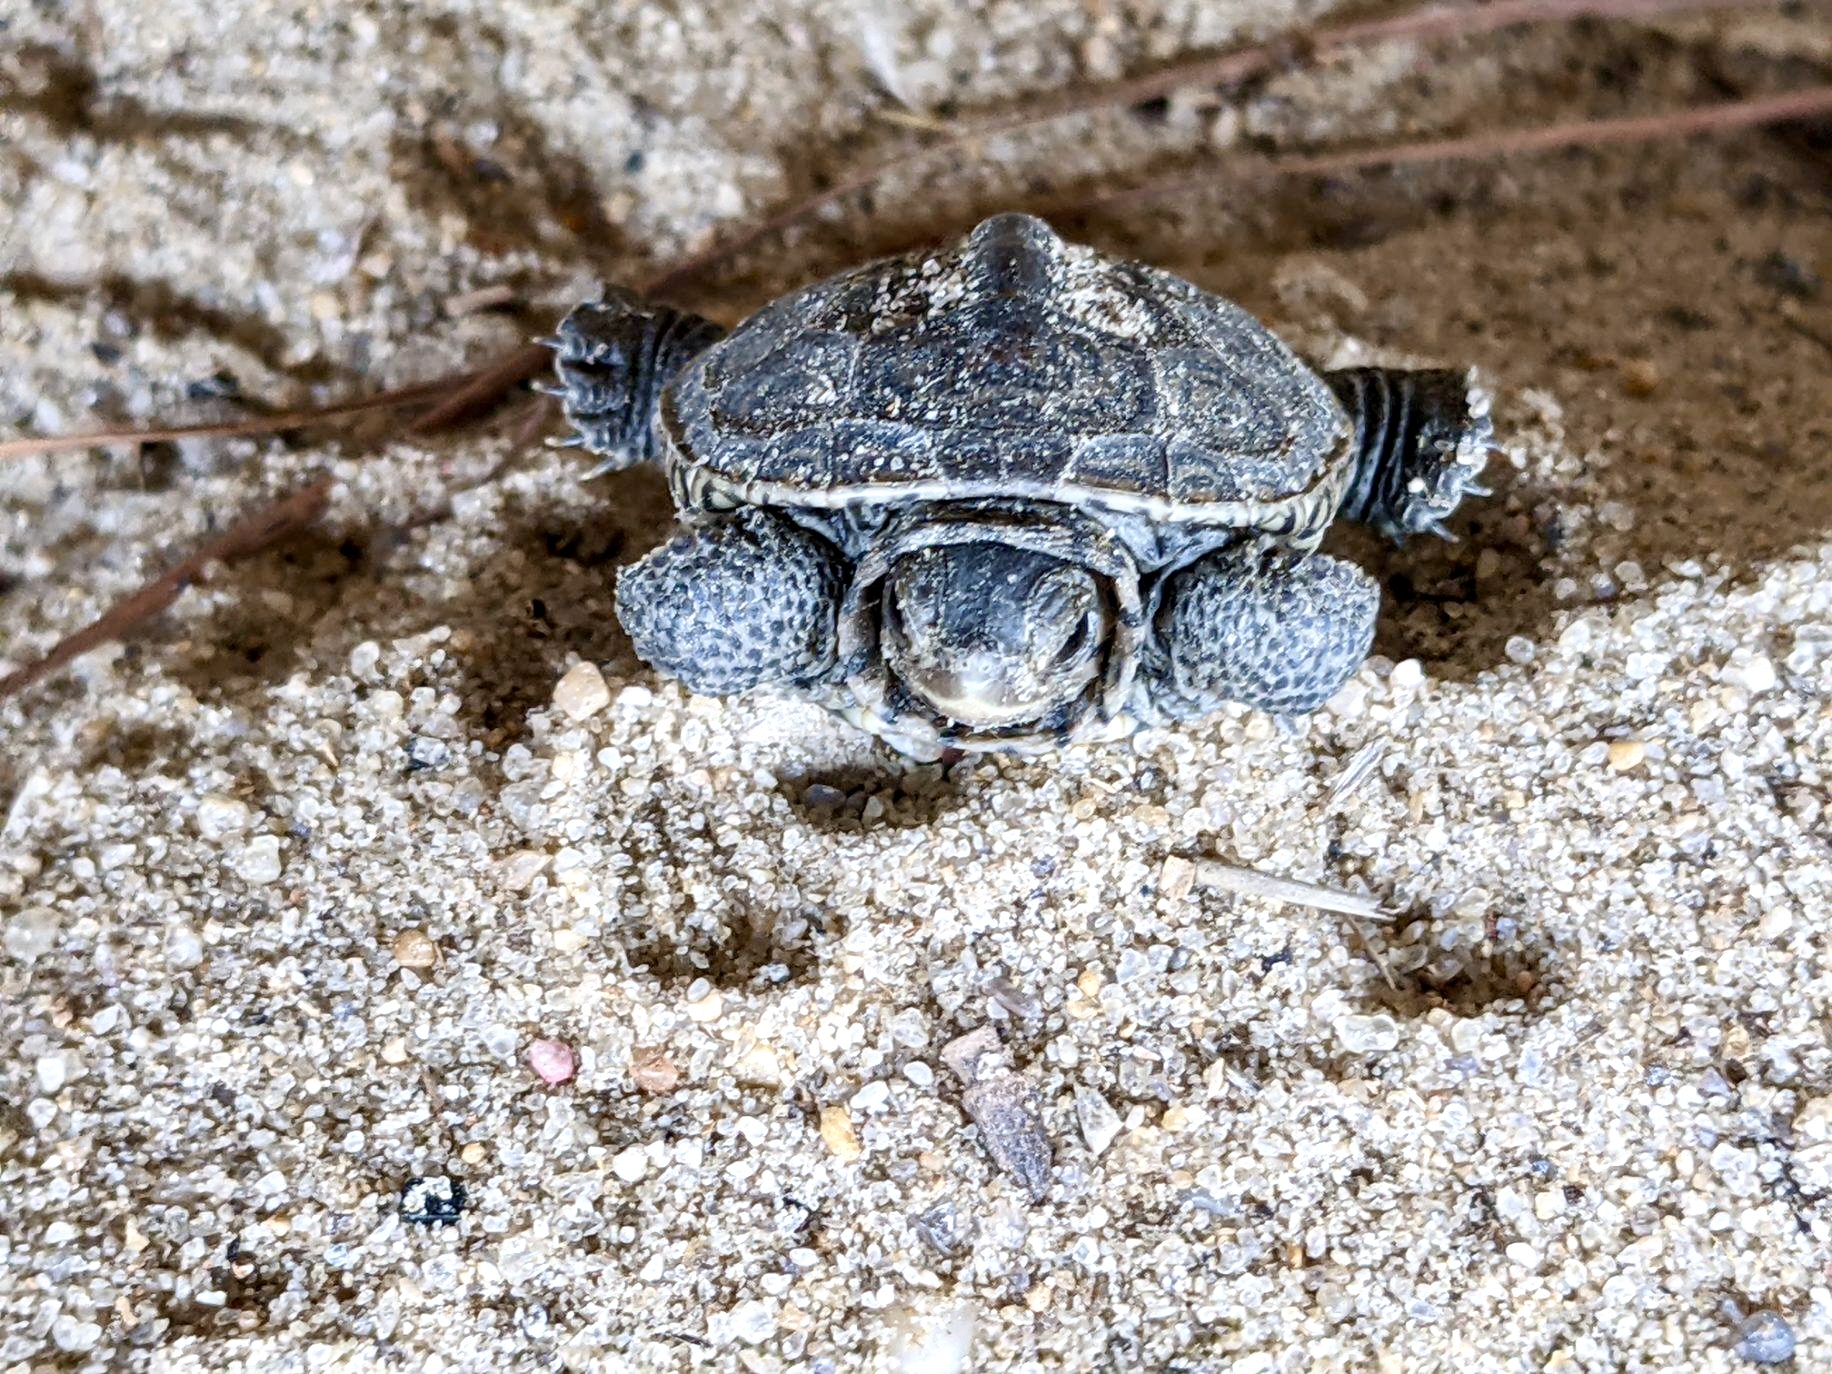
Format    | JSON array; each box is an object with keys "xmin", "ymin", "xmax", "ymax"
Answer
[{"xmin": 665, "ymin": 214, "xmax": 1351, "ymax": 528}]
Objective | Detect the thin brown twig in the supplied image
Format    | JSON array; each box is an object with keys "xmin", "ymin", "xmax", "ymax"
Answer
[
  {"xmin": 1702, "ymin": 50, "xmax": 1832, "ymax": 181},
  {"xmin": 4, "ymin": 88, "xmax": 1825, "ymax": 706},
  {"xmin": 1063, "ymin": 83, "xmax": 1832, "ymax": 214},
  {"xmin": 1781, "ymin": 314, "xmax": 1832, "ymax": 356},
  {"xmin": 0, "ymin": 477, "xmax": 334, "ymax": 701},
  {"xmin": 0, "ymin": 0, "xmax": 1779, "ymax": 467},
  {"xmin": 639, "ymin": 0, "xmax": 1769, "ymax": 297},
  {"xmin": 963, "ymin": 0, "xmax": 1770, "ymax": 128},
  {"xmin": 403, "ymin": 342, "xmax": 553, "ymax": 435},
  {"xmin": 0, "ymin": 376, "xmax": 464, "ymax": 462},
  {"xmin": 0, "ymin": 8, "xmax": 1815, "ymax": 705},
  {"xmin": 402, "ymin": 0, "xmax": 1770, "ymax": 433}
]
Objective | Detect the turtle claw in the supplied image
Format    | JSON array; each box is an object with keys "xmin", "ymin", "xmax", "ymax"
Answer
[
  {"xmin": 1327, "ymin": 367, "xmax": 1494, "ymax": 545},
  {"xmin": 545, "ymin": 433, "xmax": 587, "ymax": 450},
  {"xmin": 549, "ymin": 296, "xmax": 724, "ymax": 467},
  {"xmin": 1462, "ymin": 481, "xmax": 1494, "ymax": 499}
]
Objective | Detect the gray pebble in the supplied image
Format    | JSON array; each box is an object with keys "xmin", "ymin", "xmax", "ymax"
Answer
[{"xmin": 1734, "ymin": 1311, "xmax": 1794, "ymax": 1365}]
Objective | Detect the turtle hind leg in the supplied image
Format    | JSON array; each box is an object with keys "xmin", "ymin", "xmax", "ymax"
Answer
[
  {"xmin": 615, "ymin": 509, "xmax": 846, "ymax": 697},
  {"xmin": 1138, "ymin": 545, "xmax": 1377, "ymax": 722},
  {"xmin": 547, "ymin": 287, "xmax": 724, "ymax": 474},
  {"xmin": 1325, "ymin": 367, "xmax": 1495, "ymax": 543}
]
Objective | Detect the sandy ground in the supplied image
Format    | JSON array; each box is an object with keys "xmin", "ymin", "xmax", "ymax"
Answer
[{"xmin": 3, "ymin": 2, "xmax": 1832, "ymax": 1370}]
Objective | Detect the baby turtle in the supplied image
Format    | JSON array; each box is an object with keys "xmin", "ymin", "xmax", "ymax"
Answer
[{"xmin": 551, "ymin": 214, "xmax": 1494, "ymax": 757}]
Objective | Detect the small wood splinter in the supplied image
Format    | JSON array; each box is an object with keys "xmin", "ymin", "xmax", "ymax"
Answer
[
  {"xmin": 940, "ymin": 1026, "xmax": 1053, "ymax": 1203},
  {"xmin": 0, "ymin": 477, "xmax": 334, "ymax": 701},
  {"xmin": 1193, "ymin": 860, "xmax": 1393, "ymax": 921}
]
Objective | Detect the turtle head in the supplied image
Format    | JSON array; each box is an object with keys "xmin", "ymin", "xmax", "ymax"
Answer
[{"xmin": 882, "ymin": 542, "xmax": 1107, "ymax": 729}]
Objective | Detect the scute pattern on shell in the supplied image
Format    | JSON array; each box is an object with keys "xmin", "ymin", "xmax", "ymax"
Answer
[{"xmin": 667, "ymin": 215, "xmax": 1345, "ymax": 514}]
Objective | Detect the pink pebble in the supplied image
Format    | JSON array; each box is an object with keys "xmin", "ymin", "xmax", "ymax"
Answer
[{"xmin": 527, "ymin": 1038, "xmax": 576, "ymax": 1085}]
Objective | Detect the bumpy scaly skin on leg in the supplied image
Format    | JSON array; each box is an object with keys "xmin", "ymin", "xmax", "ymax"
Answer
[
  {"xmin": 1325, "ymin": 367, "xmax": 1494, "ymax": 543},
  {"xmin": 615, "ymin": 509, "xmax": 847, "ymax": 697},
  {"xmin": 1140, "ymin": 544, "xmax": 1379, "ymax": 721},
  {"xmin": 549, "ymin": 287, "xmax": 725, "ymax": 472}
]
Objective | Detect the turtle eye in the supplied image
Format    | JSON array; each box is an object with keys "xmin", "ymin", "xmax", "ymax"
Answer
[
  {"xmin": 1026, "ymin": 569, "xmax": 1097, "ymax": 665},
  {"xmin": 902, "ymin": 577, "xmax": 935, "ymax": 615},
  {"xmin": 887, "ymin": 570, "xmax": 938, "ymax": 641},
  {"xmin": 1053, "ymin": 616, "xmax": 1092, "ymax": 665},
  {"xmin": 1027, "ymin": 569, "xmax": 1081, "ymax": 625}
]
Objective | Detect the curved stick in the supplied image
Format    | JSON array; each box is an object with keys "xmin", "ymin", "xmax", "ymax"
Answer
[{"xmin": 1069, "ymin": 85, "xmax": 1832, "ymax": 215}]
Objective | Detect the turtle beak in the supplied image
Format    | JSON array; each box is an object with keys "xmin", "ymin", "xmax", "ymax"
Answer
[
  {"xmin": 903, "ymin": 653, "xmax": 1048, "ymax": 726},
  {"xmin": 881, "ymin": 541, "xmax": 1107, "ymax": 732}
]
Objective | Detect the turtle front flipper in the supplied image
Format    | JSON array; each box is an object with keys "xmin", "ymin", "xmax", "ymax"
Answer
[
  {"xmin": 1138, "ymin": 545, "xmax": 1377, "ymax": 722},
  {"xmin": 549, "ymin": 287, "xmax": 724, "ymax": 475},
  {"xmin": 616, "ymin": 509, "xmax": 846, "ymax": 697},
  {"xmin": 1325, "ymin": 367, "xmax": 1494, "ymax": 543}
]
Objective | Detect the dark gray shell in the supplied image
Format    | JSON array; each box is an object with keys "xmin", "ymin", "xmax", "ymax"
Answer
[{"xmin": 664, "ymin": 215, "xmax": 1351, "ymax": 526}]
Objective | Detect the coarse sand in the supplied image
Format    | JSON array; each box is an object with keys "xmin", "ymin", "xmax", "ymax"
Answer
[{"xmin": 2, "ymin": 3, "xmax": 1830, "ymax": 1371}]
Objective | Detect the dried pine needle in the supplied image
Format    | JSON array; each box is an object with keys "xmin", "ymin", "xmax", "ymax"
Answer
[
  {"xmin": 1328, "ymin": 741, "xmax": 1387, "ymax": 806},
  {"xmin": 1193, "ymin": 860, "xmax": 1392, "ymax": 920}
]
